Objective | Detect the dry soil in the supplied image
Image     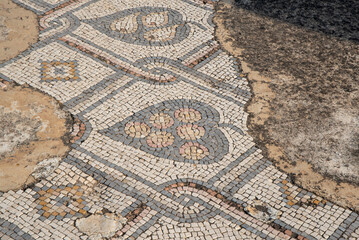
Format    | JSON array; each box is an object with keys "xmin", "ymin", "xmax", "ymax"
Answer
[{"xmin": 214, "ymin": 0, "xmax": 359, "ymax": 211}]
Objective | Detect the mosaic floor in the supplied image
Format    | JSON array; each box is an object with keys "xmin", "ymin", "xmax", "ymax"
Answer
[{"xmin": 1, "ymin": 0, "xmax": 359, "ymax": 239}]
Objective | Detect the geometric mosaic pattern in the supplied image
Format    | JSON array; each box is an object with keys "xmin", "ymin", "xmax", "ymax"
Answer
[
  {"xmin": 41, "ymin": 60, "xmax": 79, "ymax": 82},
  {"xmin": 0, "ymin": 0, "xmax": 359, "ymax": 239}
]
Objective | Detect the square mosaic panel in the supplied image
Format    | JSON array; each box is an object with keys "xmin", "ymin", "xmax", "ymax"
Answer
[
  {"xmin": 0, "ymin": 42, "xmax": 116, "ymax": 102},
  {"xmin": 41, "ymin": 60, "xmax": 79, "ymax": 82}
]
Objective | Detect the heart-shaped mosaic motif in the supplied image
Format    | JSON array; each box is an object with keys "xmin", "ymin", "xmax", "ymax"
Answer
[
  {"xmin": 83, "ymin": 7, "xmax": 191, "ymax": 46},
  {"xmin": 99, "ymin": 99, "xmax": 229, "ymax": 164}
]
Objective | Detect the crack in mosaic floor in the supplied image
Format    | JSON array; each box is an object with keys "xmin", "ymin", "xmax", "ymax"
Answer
[{"xmin": 0, "ymin": 0, "xmax": 359, "ymax": 239}]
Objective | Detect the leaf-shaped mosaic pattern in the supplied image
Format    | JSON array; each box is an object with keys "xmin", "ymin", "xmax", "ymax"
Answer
[
  {"xmin": 99, "ymin": 99, "xmax": 229, "ymax": 164},
  {"xmin": 84, "ymin": 7, "xmax": 191, "ymax": 46}
]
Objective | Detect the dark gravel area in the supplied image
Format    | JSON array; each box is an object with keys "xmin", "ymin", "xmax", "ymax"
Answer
[
  {"xmin": 218, "ymin": 0, "xmax": 359, "ymax": 183},
  {"xmin": 235, "ymin": 0, "xmax": 359, "ymax": 42}
]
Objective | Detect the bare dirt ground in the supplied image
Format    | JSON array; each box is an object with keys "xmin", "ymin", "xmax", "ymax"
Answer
[
  {"xmin": 0, "ymin": 82, "xmax": 72, "ymax": 191},
  {"xmin": 214, "ymin": 0, "xmax": 359, "ymax": 210},
  {"xmin": 0, "ymin": 1, "xmax": 72, "ymax": 191},
  {"xmin": 0, "ymin": 0, "xmax": 38, "ymax": 63}
]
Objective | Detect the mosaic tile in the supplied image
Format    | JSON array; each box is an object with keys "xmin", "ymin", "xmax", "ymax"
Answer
[
  {"xmin": 0, "ymin": 0, "xmax": 358, "ymax": 239},
  {"xmin": 40, "ymin": 60, "xmax": 79, "ymax": 82}
]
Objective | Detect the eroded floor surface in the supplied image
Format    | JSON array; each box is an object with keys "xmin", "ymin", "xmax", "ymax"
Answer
[{"xmin": 0, "ymin": 0, "xmax": 358, "ymax": 239}]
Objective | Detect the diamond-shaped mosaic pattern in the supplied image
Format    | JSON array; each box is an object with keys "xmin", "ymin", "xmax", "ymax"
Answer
[{"xmin": 41, "ymin": 60, "xmax": 79, "ymax": 82}]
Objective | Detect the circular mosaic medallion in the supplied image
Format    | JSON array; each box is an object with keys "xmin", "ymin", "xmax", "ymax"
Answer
[
  {"xmin": 146, "ymin": 131, "xmax": 175, "ymax": 148},
  {"xmin": 175, "ymin": 108, "xmax": 202, "ymax": 123},
  {"xmin": 177, "ymin": 124, "xmax": 205, "ymax": 140},
  {"xmin": 179, "ymin": 142, "xmax": 209, "ymax": 160},
  {"xmin": 124, "ymin": 122, "xmax": 150, "ymax": 138},
  {"xmin": 149, "ymin": 113, "xmax": 174, "ymax": 129}
]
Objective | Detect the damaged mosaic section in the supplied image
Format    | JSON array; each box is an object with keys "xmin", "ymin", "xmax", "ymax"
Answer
[{"xmin": 0, "ymin": 0, "xmax": 358, "ymax": 239}]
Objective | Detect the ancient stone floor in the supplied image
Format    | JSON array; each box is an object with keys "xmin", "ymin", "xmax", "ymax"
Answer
[{"xmin": 0, "ymin": 0, "xmax": 358, "ymax": 239}]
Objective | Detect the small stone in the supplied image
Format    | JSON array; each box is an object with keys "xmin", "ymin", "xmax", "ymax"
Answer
[
  {"xmin": 75, "ymin": 214, "xmax": 125, "ymax": 239},
  {"xmin": 0, "ymin": 82, "xmax": 7, "ymax": 90},
  {"xmin": 244, "ymin": 200, "xmax": 281, "ymax": 222}
]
